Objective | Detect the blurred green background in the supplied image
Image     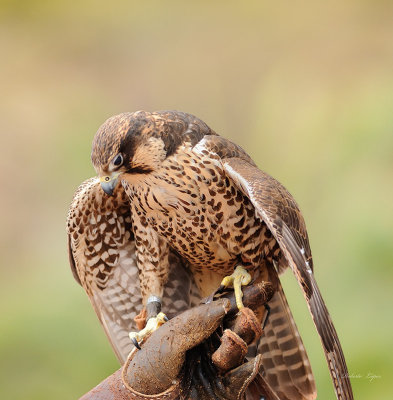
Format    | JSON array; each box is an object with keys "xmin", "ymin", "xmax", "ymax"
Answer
[{"xmin": 1, "ymin": 1, "xmax": 392, "ymax": 399}]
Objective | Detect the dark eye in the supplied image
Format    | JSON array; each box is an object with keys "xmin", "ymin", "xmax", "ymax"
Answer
[{"xmin": 113, "ymin": 154, "xmax": 123, "ymax": 167}]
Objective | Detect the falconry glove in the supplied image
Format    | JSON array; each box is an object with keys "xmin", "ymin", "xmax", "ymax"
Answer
[{"xmin": 81, "ymin": 283, "xmax": 279, "ymax": 400}]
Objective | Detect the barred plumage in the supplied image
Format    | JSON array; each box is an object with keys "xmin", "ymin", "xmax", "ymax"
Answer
[
  {"xmin": 67, "ymin": 110, "xmax": 353, "ymax": 400},
  {"xmin": 67, "ymin": 177, "xmax": 199, "ymax": 362}
]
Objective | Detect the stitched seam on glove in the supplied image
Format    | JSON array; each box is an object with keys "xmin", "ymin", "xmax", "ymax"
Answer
[{"xmin": 121, "ymin": 348, "xmax": 184, "ymax": 399}]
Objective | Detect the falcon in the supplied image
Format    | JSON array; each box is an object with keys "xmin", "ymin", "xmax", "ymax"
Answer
[{"xmin": 67, "ymin": 110, "xmax": 353, "ymax": 400}]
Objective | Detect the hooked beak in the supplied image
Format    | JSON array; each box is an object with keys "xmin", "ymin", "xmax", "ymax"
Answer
[{"xmin": 99, "ymin": 173, "xmax": 120, "ymax": 196}]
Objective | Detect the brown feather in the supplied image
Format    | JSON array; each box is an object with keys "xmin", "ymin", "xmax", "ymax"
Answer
[
  {"xmin": 71, "ymin": 111, "xmax": 352, "ymax": 399},
  {"xmin": 222, "ymin": 156, "xmax": 353, "ymax": 400},
  {"xmin": 66, "ymin": 178, "xmax": 200, "ymax": 363},
  {"xmin": 257, "ymin": 280, "xmax": 316, "ymax": 400}
]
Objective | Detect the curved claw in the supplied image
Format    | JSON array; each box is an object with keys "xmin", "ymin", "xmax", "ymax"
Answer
[
  {"xmin": 217, "ymin": 284, "xmax": 226, "ymax": 294},
  {"xmin": 262, "ymin": 303, "xmax": 271, "ymax": 330},
  {"xmin": 204, "ymin": 284, "xmax": 227, "ymax": 304},
  {"xmin": 131, "ymin": 337, "xmax": 141, "ymax": 350}
]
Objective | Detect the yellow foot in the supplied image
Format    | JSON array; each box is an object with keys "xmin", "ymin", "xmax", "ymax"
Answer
[
  {"xmin": 129, "ymin": 312, "xmax": 167, "ymax": 349},
  {"xmin": 220, "ymin": 265, "xmax": 252, "ymax": 310}
]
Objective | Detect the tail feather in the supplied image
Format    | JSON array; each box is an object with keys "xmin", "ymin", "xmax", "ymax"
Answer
[
  {"xmin": 257, "ymin": 282, "xmax": 316, "ymax": 400},
  {"xmin": 308, "ymin": 277, "xmax": 353, "ymax": 400}
]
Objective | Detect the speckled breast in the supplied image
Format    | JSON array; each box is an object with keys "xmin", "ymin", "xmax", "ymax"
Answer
[{"xmin": 123, "ymin": 145, "xmax": 280, "ymax": 275}]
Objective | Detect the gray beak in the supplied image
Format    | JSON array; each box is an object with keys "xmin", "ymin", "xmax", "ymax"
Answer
[{"xmin": 100, "ymin": 174, "xmax": 119, "ymax": 196}]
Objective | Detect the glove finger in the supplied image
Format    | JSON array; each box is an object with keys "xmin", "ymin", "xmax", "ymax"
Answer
[
  {"xmin": 125, "ymin": 298, "xmax": 230, "ymax": 395},
  {"xmin": 221, "ymin": 281, "xmax": 274, "ymax": 317},
  {"xmin": 223, "ymin": 355, "xmax": 280, "ymax": 400}
]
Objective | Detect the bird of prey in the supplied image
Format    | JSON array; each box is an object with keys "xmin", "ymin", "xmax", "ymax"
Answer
[{"xmin": 67, "ymin": 110, "xmax": 353, "ymax": 400}]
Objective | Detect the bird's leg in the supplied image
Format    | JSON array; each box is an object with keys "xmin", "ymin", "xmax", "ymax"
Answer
[
  {"xmin": 128, "ymin": 227, "xmax": 171, "ymax": 349},
  {"xmin": 219, "ymin": 265, "xmax": 252, "ymax": 310},
  {"xmin": 129, "ymin": 295, "xmax": 168, "ymax": 349}
]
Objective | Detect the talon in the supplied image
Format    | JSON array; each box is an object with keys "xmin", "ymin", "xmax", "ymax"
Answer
[
  {"xmin": 204, "ymin": 294, "xmax": 215, "ymax": 304},
  {"xmin": 219, "ymin": 265, "xmax": 252, "ymax": 310},
  {"xmin": 205, "ymin": 284, "xmax": 227, "ymax": 304},
  {"xmin": 131, "ymin": 337, "xmax": 141, "ymax": 350},
  {"xmin": 262, "ymin": 303, "xmax": 271, "ymax": 330},
  {"xmin": 217, "ymin": 284, "xmax": 226, "ymax": 294},
  {"xmin": 129, "ymin": 312, "xmax": 168, "ymax": 348}
]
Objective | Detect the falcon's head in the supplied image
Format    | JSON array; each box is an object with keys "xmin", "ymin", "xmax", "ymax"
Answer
[{"xmin": 91, "ymin": 110, "xmax": 213, "ymax": 195}]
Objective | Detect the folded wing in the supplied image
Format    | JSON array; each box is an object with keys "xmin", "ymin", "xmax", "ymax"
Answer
[
  {"xmin": 221, "ymin": 156, "xmax": 353, "ymax": 400},
  {"xmin": 67, "ymin": 177, "xmax": 198, "ymax": 363}
]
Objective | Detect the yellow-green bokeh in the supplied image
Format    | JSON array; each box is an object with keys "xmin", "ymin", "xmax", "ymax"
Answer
[{"xmin": 1, "ymin": 1, "xmax": 392, "ymax": 399}]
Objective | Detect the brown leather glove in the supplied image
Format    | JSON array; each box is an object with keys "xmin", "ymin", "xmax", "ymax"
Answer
[{"xmin": 80, "ymin": 283, "xmax": 279, "ymax": 400}]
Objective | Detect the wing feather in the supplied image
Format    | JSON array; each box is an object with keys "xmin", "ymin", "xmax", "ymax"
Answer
[
  {"xmin": 221, "ymin": 156, "xmax": 353, "ymax": 400},
  {"xmin": 67, "ymin": 178, "xmax": 199, "ymax": 363}
]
